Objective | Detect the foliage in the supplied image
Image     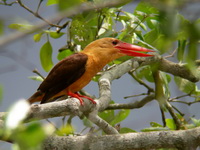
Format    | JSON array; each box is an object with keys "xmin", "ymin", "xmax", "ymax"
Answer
[{"xmin": 0, "ymin": 0, "xmax": 200, "ymax": 149}]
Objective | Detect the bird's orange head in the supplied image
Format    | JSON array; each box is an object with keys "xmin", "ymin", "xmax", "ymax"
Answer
[{"xmin": 82, "ymin": 38, "xmax": 154, "ymax": 61}]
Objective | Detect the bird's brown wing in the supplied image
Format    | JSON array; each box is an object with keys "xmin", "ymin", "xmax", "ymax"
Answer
[{"xmin": 38, "ymin": 53, "xmax": 88, "ymax": 104}]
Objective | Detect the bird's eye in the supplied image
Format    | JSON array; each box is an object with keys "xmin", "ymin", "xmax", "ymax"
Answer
[{"xmin": 112, "ymin": 40, "xmax": 118, "ymax": 45}]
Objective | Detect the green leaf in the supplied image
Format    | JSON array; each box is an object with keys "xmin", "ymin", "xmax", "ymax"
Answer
[
  {"xmin": 56, "ymin": 123, "xmax": 74, "ymax": 135},
  {"xmin": 120, "ymin": 127, "xmax": 136, "ymax": 133},
  {"xmin": 57, "ymin": 49, "xmax": 74, "ymax": 61},
  {"xmin": 0, "ymin": 20, "xmax": 4, "ymax": 35},
  {"xmin": 33, "ymin": 32, "xmax": 44, "ymax": 42},
  {"xmin": 92, "ymin": 74, "xmax": 100, "ymax": 82},
  {"xmin": 141, "ymin": 127, "xmax": 169, "ymax": 132},
  {"xmin": 174, "ymin": 76, "xmax": 196, "ymax": 94},
  {"xmin": 58, "ymin": 0, "xmax": 82, "ymax": 10},
  {"xmin": 191, "ymin": 118, "xmax": 200, "ymax": 127},
  {"xmin": 47, "ymin": 31, "xmax": 65, "ymax": 39},
  {"xmin": 144, "ymin": 29, "xmax": 159, "ymax": 46},
  {"xmin": 146, "ymin": 17, "xmax": 159, "ymax": 29},
  {"xmin": 82, "ymin": 117, "xmax": 93, "ymax": 127},
  {"xmin": 46, "ymin": 0, "xmax": 58, "ymax": 6},
  {"xmin": 28, "ymin": 76, "xmax": 44, "ymax": 82},
  {"xmin": 166, "ymin": 118, "xmax": 176, "ymax": 130},
  {"xmin": 110, "ymin": 109, "xmax": 130, "ymax": 126},
  {"xmin": 98, "ymin": 109, "xmax": 115, "ymax": 123},
  {"xmin": 136, "ymin": 65, "xmax": 154, "ymax": 82},
  {"xmin": 70, "ymin": 11, "xmax": 99, "ymax": 48},
  {"xmin": 177, "ymin": 39, "xmax": 187, "ymax": 61},
  {"xmin": 14, "ymin": 122, "xmax": 46, "ymax": 149},
  {"xmin": 134, "ymin": 1, "xmax": 158, "ymax": 18},
  {"xmin": 150, "ymin": 122, "xmax": 163, "ymax": 127},
  {"xmin": 8, "ymin": 23, "xmax": 32, "ymax": 31},
  {"xmin": 160, "ymin": 72, "xmax": 171, "ymax": 97},
  {"xmin": 40, "ymin": 41, "xmax": 54, "ymax": 72}
]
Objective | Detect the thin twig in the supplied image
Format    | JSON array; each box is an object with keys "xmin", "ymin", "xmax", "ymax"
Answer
[
  {"xmin": 160, "ymin": 106, "xmax": 166, "ymax": 127},
  {"xmin": 0, "ymin": 0, "xmax": 17, "ymax": 6},
  {"xmin": 168, "ymin": 93, "xmax": 190, "ymax": 102},
  {"xmin": 165, "ymin": 101, "xmax": 183, "ymax": 129},
  {"xmin": 170, "ymin": 100, "xmax": 200, "ymax": 106},
  {"xmin": 171, "ymin": 104, "xmax": 185, "ymax": 116},
  {"xmin": 32, "ymin": 69, "xmax": 45, "ymax": 80},
  {"xmin": 46, "ymin": 119, "xmax": 59, "ymax": 131},
  {"xmin": 106, "ymin": 94, "xmax": 155, "ymax": 110},
  {"xmin": 164, "ymin": 48, "xmax": 177, "ymax": 58},
  {"xmin": 36, "ymin": 0, "xmax": 43, "ymax": 14},
  {"xmin": 124, "ymin": 93, "xmax": 148, "ymax": 99},
  {"xmin": 129, "ymin": 71, "xmax": 154, "ymax": 93},
  {"xmin": 17, "ymin": 0, "xmax": 65, "ymax": 28}
]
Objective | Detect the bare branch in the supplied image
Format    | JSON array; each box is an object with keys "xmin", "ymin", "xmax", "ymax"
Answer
[
  {"xmin": 0, "ymin": 0, "xmax": 130, "ymax": 47},
  {"xmin": 16, "ymin": 0, "xmax": 65, "ymax": 28},
  {"xmin": 106, "ymin": 94, "xmax": 155, "ymax": 110}
]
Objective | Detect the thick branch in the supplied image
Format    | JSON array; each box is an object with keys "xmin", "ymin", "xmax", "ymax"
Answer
[
  {"xmin": 132, "ymin": 55, "xmax": 200, "ymax": 82},
  {"xmin": 43, "ymin": 127, "xmax": 200, "ymax": 150},
  {"xmin": 26, "ymin": 98, "xmax": 82, "ymax": 121}
]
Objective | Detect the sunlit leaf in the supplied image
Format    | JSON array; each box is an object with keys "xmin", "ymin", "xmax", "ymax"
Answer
[
  {"xmin": 33, "ymin": 32, "xmax": 44, "ymax": 42},
  {"xmin": 48, "ymin": 31, "xmax": 65, "ymax": 39},
  {"xmin": 191, "ymin": 118, "xmax": 200, "ymax": 127},
  {"xmin": 40, "ymin": 41, "xmax": 54, "ymax": 72},
  {"xmin": 98, "ymin": 109, "xmax": 115, "ymax": 123},
  {"xmin": 174, "ymin": 76, "xmax": 196, "ymax": 94},
  {"xmin": 56, "ymin": 123, "xmax": 74, "ymax": 135},
  {"xmin": 120, "ymin": 127, "xmax": 136, "ymax": 133},
  {"xmin": 92, "ymin": 74, "xmax": 100, "ymax": 82},
  {"xmin": 46, "ymin": 0, "xmax": 58, "ymax": 6},
  {"xmin": 28, "ymin": 76, "xmax": 44, "ymax": 82},
  {"xmin": 110, "ymin": 109, "xmax": 130, "ymax": 126},
  {"xmin": 57, "ymin": 49, "xmax": 74, "ymax": 61},
  {"xmin": 166, "ymin": 118, "xmax": 176, "ymax": 130},
  {"xmin": 146, "ymin": 17, "xmax": 159, "ymax": 29}
]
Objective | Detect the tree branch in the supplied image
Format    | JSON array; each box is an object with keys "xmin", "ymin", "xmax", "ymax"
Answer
[
  {"xmin": 0, "ymin": 0, "xmax": 130, "ymax": 47},
  {"xmin": 43, "ymin": 127, "xmax": 200, "ymax": 150},
  {"xmin": 106, "ymin": 94, "xmax": 155, "ymax": 110},
  {"xmin": 132, "ymin": 55, "xmax": 200, "ymax": 82}
]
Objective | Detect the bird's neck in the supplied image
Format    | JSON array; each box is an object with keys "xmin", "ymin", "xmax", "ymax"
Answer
[{"xmin": 81, "ymin": 51, "xmax": 121, "ymax": 72}]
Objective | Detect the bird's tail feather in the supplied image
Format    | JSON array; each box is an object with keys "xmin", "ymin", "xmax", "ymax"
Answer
[{"xmin": 27, "ymin": 91, "xmax": 43, "ymax": 104}]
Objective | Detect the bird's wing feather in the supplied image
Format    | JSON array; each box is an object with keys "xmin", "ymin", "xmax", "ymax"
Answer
[{"xmin": 38, "ymin": 53, "xmax": 88, "ymax": 103}]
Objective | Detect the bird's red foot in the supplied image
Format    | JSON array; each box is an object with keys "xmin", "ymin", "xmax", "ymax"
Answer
[
  {"xmin": 76, "ymin": 93, "xmax": 96, "ymax": 104},
  {"xmin": 67, "ymin": 92, "xmax": 96, "ymax": 105}
]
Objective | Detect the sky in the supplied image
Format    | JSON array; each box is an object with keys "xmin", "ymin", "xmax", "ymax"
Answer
[{"xmin": 0, "ymin": 1, "xmax": 200, "ymax": 149}]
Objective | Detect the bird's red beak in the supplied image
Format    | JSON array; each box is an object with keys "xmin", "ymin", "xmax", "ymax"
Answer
[{"xmin": 114, "ymin": 42, "xmax": 154, "ymax": 57}]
